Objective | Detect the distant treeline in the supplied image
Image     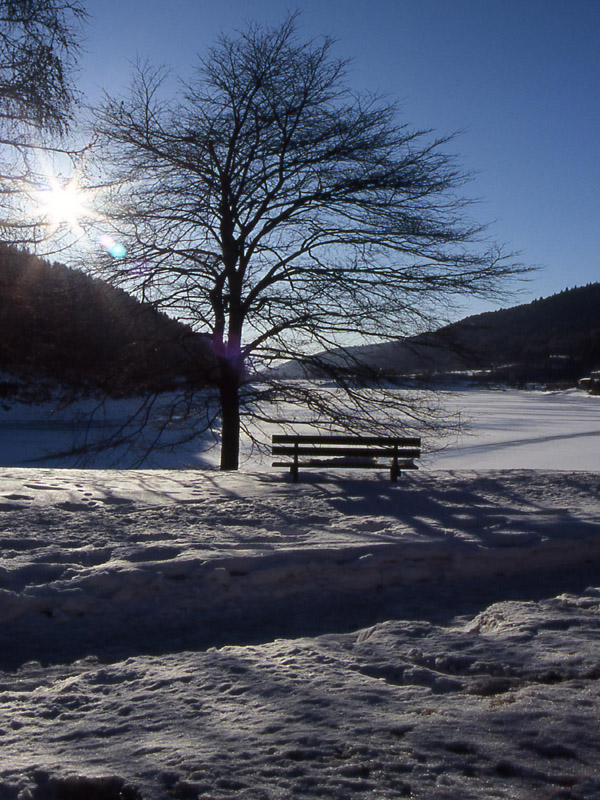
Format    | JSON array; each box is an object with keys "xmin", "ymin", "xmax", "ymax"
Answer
[
  {"xmin": 289, "ymin": 282, "xmax": 600, "ymax": 388},
  {"xmin": 422, "ymin": 283, "xmax": 600, "ymax": 385},
  {"xmin": 0, "ymin": 245, "xmax": 214, "ymax": 398}
]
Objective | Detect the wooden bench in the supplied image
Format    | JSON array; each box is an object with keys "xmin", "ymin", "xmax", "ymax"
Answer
[{"xmin": 272, "ymin": 434, "xmax": 421, "ymax": 482}]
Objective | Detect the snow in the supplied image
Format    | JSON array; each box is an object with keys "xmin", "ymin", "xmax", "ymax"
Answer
[
  {"xmin": 1, "ymin": 389, "xmax": 600, "ymax": 798},
  {"xmin": 0, "ymin": 394, "xmax": 213, "ymax": 469},
  {"xmin": 1, "ymin": 387, "xmax": 600, "ymax": 470},
  {"xmin": 429, "ymin": 389, "xmax": 600, "ymax": 471}
]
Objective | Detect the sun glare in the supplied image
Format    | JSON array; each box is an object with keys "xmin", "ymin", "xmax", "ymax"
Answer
[{"xmin": 35, "ymin": 175, "xmax": 94, "ymax": 235}]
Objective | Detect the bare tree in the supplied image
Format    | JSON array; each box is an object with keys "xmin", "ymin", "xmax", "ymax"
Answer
[
  {"xmin": 0, "ymin": 0, "xmax": 86, "ymax": 240},
  {"xmin": 90, "ymin": 15, "xmax": 524, "ymax": 470}
]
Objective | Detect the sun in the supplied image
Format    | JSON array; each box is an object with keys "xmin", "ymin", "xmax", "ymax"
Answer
[{"xmin": 34, "ymin": 174, "xmax": 95, "ymax": 235}]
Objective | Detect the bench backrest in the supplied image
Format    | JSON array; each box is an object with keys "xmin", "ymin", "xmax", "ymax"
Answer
[
  {"xmin": 272, "ymin": 434, "xmax": 421, "ymax": 446},
  {"xmin": 272, "ymin": 434, "xmax": 421, "ymax": 458}
]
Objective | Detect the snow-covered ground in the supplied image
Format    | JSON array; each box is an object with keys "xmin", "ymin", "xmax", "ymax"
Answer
[
  {"xmin": 430, "ymin": 389, "xmax": 600, "ymax": 470},
  {"xmin": 1, "ymin": 389, "xmax": 600, "ymax": 798},
  {"xmin": 1, "ymin": 387, "xmax": 600, "ymax": 470}
]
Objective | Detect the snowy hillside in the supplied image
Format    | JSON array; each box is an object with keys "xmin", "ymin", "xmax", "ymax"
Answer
[{"xmin": 1, "ymin": 464, "xmax": 600, "ymax": 798}]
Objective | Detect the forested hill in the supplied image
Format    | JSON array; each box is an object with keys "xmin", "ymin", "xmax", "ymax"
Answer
[
  {"xmin": 293, "ymin": 283, "xmax": 600, "ymax": 386},
  {"xmin": 361, "ymin": 283, "xmax": 600, "ymax": 384},
  {"xmin": 0, "ymin": 245, "xmax": 214, "ymax": 398},
  {"xmin": 435, "ymin": 283, "xmax": 600, "ymax": 374}
]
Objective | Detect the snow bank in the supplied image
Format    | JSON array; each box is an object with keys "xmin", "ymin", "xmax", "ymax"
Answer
[
  {"xmin": 1, "ymin": 468, "xmax": 599, "ymax": 665},
  {"xmin": 2, "ymin": 466, "xmax": 600, "ymax": 798},
  {"xmin": 3, "ymin": 588, "xmax": 600, "ymax": 799}
]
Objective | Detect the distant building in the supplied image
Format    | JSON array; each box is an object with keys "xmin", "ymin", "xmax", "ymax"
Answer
[{"xmin": 579, "ymin": 371, "xmax": 600, "ymax": 395}]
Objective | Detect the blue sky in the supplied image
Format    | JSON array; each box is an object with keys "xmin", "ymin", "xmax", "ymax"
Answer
[{"xmin": 78, "ymin": 0, "xmax": 599, "ymax": 314}]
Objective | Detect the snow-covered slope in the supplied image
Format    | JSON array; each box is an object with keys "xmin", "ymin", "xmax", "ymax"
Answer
[
  {"xmin": 1, "ymin": 467, "xmax": 600, "ymax": 798},
  {"xmin": 4, "ymin": 593, "xmax": 600, "ymax": 800}
]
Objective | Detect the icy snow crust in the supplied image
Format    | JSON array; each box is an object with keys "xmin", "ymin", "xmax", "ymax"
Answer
[{"xmin": 2, "ymin": 467, "xmax": 600, "ymax": 798}]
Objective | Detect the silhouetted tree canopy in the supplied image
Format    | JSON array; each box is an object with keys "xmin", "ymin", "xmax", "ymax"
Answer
[
  {"xmin": 91, "ymin": 15, "xmax": 525, "ymax": 469},
  {"xmin": 0, "ymin": 0, "xmax": 85, "ymax": 132},
  {"xmin": 0, "ymin": 0, "xmax": 86, "ymax": 241}
]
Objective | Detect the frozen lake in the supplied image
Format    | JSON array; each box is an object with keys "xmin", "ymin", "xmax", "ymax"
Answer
[
  {"xmin": 1, "ymin": 387, "xmax": 599, "ymax": 470},
  {"xmin": 426, "ymin": 388, "xmax": 600, "ymax": 470}
]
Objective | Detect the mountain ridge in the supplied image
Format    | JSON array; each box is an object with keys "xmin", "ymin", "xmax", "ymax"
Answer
[
  {"xmin": 0, "ymin": 244, "xmax": 214, "ymax": 399},
  {"xmin": 286, "ymin": 283, "xmax": 600, "ymax": 387}
]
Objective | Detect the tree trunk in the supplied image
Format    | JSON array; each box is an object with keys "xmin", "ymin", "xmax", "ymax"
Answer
[{"xmin": 218, "ymin": 360, "xmax": 241, "ymax": 470}]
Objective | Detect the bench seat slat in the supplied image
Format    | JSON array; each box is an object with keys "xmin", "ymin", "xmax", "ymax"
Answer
[
  {"xmin": 273, "ymin": 460, "xmax": 382, "ymax": 469},
  {"xmin": 272, "ymin": 459, "xmax": 419, "ymax": 470}
]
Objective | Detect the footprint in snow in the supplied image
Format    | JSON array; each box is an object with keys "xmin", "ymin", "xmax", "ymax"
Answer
[
  {"xmin": 55, "ymin": 502, "xmax": 96, "ymax": 512},
  {"xmin": 127, "ymin": 545, "xmax": 181, "ymax": 562},
  {"xmin": 100, "ymin": 497, "xmax": 135, "ymax": 505},
  {"xmin": 354, "ymin": 520, "xmax": 387, "ymax": 532}
]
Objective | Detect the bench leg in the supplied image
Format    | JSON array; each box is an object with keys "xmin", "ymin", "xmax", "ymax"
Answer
[
  {"xmin": 391, "ymin": 455, "xmax": 399, "ymax": 482},
  {"xmin": 291, "ymin": 445, "xmax": 299, "ymax": 482}
]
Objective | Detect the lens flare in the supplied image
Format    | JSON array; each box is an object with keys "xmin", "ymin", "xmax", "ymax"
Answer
[{"xmin": 99, "ymin": 234, "xmax": 127, "ymax": 258}]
